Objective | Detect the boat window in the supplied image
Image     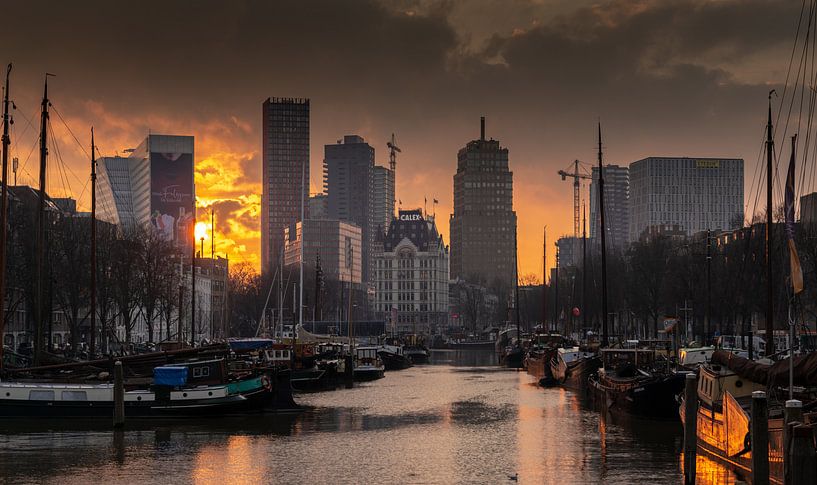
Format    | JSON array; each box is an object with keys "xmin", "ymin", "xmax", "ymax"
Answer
[
  {"xmin": 735, "ymin": 380, "xmax": 743, "ymax": 388},
  {"xmin": 193, "ymin": 367, "xmax": 202, "ymax": 378},
  {"xmin": 29, "ymin": 390, "xmax": 55, "ymax": 401},
  {"xmin": 202, "ymin": 367, "xmax": 210, "ymax": 377},
  {"xmin": 61, "ymin": 391, "xmax": 88, "ymax": 401}
]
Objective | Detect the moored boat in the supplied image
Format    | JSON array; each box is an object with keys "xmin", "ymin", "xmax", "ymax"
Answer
[
  {"xmin": 550, "ymin": 347, "xmax": 600, "ymax": 391},
  {"xmin": 589, "ymin": 348, "xmax": 684, "ymax": 419},
  {"xmin": 353, "ymin": 346, "xmax": 385, "ymax": 381},
  {"xmin": 378, "ymin": 344, "xmax": 412, "ymax": 371},
  {"xmin": 0, "ymin": 359, "xmax": 298, "ymax": 419}
]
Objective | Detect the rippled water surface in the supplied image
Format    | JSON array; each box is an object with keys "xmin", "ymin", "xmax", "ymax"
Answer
[{"xmin": 0, "ymin": 350, "xmax": 737, "ymax": 484}]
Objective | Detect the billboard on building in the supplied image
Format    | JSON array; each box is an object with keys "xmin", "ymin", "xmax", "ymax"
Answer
[{"xmin": 150, "ymin": 151, "xmax": 194, "ymax": 242}]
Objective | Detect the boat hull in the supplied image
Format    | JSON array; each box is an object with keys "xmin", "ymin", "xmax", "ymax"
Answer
[
  {"xmin": 525, "ymin": 348, "xmax": 558, "ymax": 385},
  {"xmin": 590, "ymin": 372, "xmax": 684, "ymax": 420},
  {"xmin": 353, "ymin": 367, "xmax": 385, "ymax": 381},
  {"xmin": 378, "ymin": 351, "xmax": 412, "ymax": 370},
  {"xmin": 551, "ymin": 355, "xmax": 601, "ymax": 391},
  {"xmin": 0, "ymin": 370, "xmax": 298, "ymax": 419}
]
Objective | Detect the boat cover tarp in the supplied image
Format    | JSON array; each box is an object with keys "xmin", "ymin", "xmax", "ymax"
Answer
[
  {"xmin": 711, "ymin": 349, "xmax": 817, "ymax": 387},
  {"xmin": 153, "ymin": 366, "xmax": 188, "ymax": 386},
  {"xmin": 228, "ymin": 338, "xmax": 275, "ymax": 351}
]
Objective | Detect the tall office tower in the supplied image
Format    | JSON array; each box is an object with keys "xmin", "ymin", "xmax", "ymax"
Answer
[
  {"xmin": 324, "ymin": 135, "xmax": 375, "ymax": 286},
  {"xmin": 261, "ymin": 97, "xmax": 310, "ymax": 274},
  {"xmin": 589, "ymin": 164, "xmax": 630, "ymax": 250},
  {"xmin": 628, "ymin": 157, "xmax": 744, "ymax": 241},
  {"xmin": 372, "ymin": 164, "xmax": 395, "ymax": 237},
  {"xmin": 96, "ymin": 156, "xmax": 137, "ymax": 231},
  {"xmin": 449, "ymin": 117, "xmax": 517, "ymax": 289}
]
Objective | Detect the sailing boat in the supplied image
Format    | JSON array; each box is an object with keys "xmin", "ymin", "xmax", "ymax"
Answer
[
  {"xmin": 501, "ymin": 228, "xmax": 524, "ymax": 368},
  {"xmin": 550, "ymin": 200, "xmax": 601, "ymax": 390},
  {"xmin": 587, "ymin": 123, "xmax": 684, "ymax": 418},
  {"xmin": 679, "ymin": 98, "xmax": 810, "ymax": 482}
]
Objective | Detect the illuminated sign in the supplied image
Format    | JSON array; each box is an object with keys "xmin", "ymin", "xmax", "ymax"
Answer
[
  {"xmin": 695, "ymin": 160, "xmax": 720, "ymax": 169},
  {"xmin": 399, "ymin": 211, "xmax": 423, "ymax": 222}
]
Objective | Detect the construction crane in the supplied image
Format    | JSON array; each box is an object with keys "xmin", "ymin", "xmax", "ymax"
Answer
[
  {"xmin": 558, "ymin": 160, "xmax": 592, "ymax": 239},
  {"xmin": 387, "ymin": 133, "xmax": 400, "ymax": 172},
  {"xmin": 387, "ymin": 133, "xmax": 401, "ymax": 214}
]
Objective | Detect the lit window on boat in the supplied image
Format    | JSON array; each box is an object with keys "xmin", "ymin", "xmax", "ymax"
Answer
[
  {"xmin": 61, "ymin": 391, "xmax": 88, "ymax": 401},
  {"xmin": 29, "ymin": 390, "xmax": 55, "ymax": 401}
]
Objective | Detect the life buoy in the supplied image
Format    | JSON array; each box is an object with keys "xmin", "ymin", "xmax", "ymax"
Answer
[{"xmin": 261, "ymin": 375, "xmax": 272, "ymax": 390}]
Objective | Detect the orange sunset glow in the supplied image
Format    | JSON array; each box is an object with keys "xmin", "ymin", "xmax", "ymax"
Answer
[{"xmin": 1, "ymin": 0, "xmax": 802, "ymax": 277}]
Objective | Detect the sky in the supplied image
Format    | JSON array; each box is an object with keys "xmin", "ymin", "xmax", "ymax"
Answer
[{"xmin": 1, "ymin": 0, "xmax": 806, "ymax": 279}]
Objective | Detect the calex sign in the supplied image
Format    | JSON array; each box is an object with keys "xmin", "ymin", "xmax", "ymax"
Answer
[{"xmin": 399, "ymin": 210, "xmax": 423, "ymax": 222}]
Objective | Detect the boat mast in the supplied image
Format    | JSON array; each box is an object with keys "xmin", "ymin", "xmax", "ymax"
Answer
[
  {"xmin": 293, "ymin": 157, "xmax": 304, "ymax": 366},
  {"xmin": 90, "ymin": 127, "xmax": 97, "ymax": 356},
  {"xmin": 0, "ymin": 64, "xmax": 10, "ymax": 373},
  {"xmin": 765, "ymin": 92, "xmax": 775, "ymax": 358},
  {"xmin": 582, "ymin": 202, "xmax": 587, "ymax": 332},
  {"xmin": 34, "ymin": 74, "xmax": 52, "ymax": 365},
  {"xmin": 542, "ymin": 226, "xmax": 546, "ymax": 333},
  {"xmin": 514, "ymin": 227, "xmax": 521, "ymax": 346},
  {"xmin": 191, "ymin": 198, "xmax": 196, "ymax": 347},
  {"xmin": 598, "ymin": 122, "xmax": 609, "ymax": 348}
]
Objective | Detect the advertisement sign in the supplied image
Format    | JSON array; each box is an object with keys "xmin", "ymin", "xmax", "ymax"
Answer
[{"xmin": 150, "ymin": 151, "xmax": 194, "ymax": 242}]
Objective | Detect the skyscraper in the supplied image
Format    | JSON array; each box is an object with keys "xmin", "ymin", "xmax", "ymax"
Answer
[
  {"xmin": 628, "ymin": 157, "xmax": 743, "ymax": 241},
  {"xmin": 450, "ymin": 117, "xmax": 516, "ymax": 289},
  {"xmin": 261, "ymin": 97, "xmax": 310, "ymax": 274},
  {"xmin": 97, "ymin": 134, "xmax": 195, "ymax": 242},
  {"xmin": 324, "ymin": 135, "xmax": 376, "ymax": 286},
  {"xmin": 589, "ymin": 164, "xmax": 629, "ymax": 250},
  {"xmin": 96, "ymin": 155, "xmax": 136, "ymax": 231},
  {"xmin": 372, "ymin": 164, "xmax": 395, "ymax": 237}
]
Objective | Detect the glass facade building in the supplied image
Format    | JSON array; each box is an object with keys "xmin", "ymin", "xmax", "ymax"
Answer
[{"xmin": 262, "ymin": 97, "xmax": 310, "ymax": 274}]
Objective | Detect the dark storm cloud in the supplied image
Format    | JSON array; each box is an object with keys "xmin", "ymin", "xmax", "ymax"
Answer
[{"xmin": 1, "ymin": 0, "xmax": 802, "ymax": 271}]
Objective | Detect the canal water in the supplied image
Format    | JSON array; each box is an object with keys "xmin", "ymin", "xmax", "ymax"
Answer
[{"xmin": 0, "ymin": 350, "xmax": 736, "ymax": 484}]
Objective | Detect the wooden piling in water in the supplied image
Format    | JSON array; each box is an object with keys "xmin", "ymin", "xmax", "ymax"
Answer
[
  {"xmin": 751, "ymin": 390, "xmax": 769, "ymax": 485},
  {"xmin": 683, "ymin": 372, "xmax": 697, "ymax": 485},
  {"xmin": 113, "ymin": 360, "xmax": 124, "ymax": 428},
  {"xmin": 784, "ymin": 400, "xmax": 803, "ymax": 485},
  {"xmin": 790, "ymin": 423, "xmax": 816, "ymax": 485},
  {"xmin": 344, "ymin": 354, "xmax": 354, "ymax": 389}
]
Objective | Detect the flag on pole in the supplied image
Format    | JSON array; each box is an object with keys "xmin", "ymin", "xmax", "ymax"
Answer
[
  {"xmin": 433, "ymin": 198, "xmax": 439, "ymax": 204},
  {"xmin": 785, "ymin": 134, "xmax": 804, "ymax": 294}
]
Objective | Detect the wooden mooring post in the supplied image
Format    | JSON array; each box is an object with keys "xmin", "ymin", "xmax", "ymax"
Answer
[
  {"xmin": 751, "ymin": 390, "xmax": 769, "ymax": 485},
  {"xmin": 784, "ymin": 400, "xmax": 803, "ymax": 485},
  {"xmin": 790, "ymin": 423, "xmax": 817, "ymax": 485},
  {"xmin": 683, "ymin": 372, "xmax": 697, "ymax": 485},
  {"xmin": 113, "ymin": 360, "xmax": 125, "ymax": 428}
]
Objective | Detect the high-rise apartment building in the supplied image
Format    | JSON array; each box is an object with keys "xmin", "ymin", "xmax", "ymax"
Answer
[
  {"xmin": 283, "ymin": 219, "xmax": 362, "ymax": 284},
  {"xmin": 324, "ymin": 135, "xmax": 375, "ymax": 285},
  {"xmin": 372, "ymin": 165, "xmax": 395, "ymax": 238},
  {"xmin": 96, "ymin": 156, "xmax": 136, "ymax": 231},
  {"xmin": 589, "ymin": 164, "xmax": 629, "ymax": 250},
  {"xmin": 628, "ymin": 157, "xmax": 743, "ymax": 241},
  {"xmin": 449, "ymin": 118, "xmax": 516, "ymax": 289},
  {"xmin": 261, "ymin": 97, "xmax": 310, "ymax": 274}
]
